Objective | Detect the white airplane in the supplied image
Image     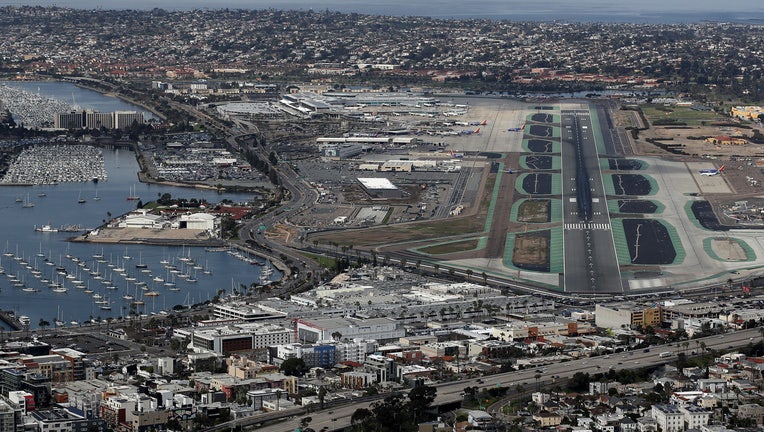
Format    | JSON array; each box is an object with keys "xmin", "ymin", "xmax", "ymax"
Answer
[{"xmin": 699, "ymin": 165, "xmax": 726, "ymax": 176}]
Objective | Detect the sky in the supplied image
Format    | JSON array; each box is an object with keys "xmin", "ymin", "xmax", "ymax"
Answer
[{"xmin": 3, "ymin": 0, "xmax": 764, "ymax": 22}]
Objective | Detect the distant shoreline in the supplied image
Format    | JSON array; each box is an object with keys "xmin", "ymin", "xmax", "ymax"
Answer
[{"xmin": 3, "ymin": 3, "xmax": 764, "ymax": 24}]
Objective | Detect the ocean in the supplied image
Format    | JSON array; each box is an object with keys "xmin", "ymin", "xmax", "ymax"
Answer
[
  {"xmin": 5, "ymin": 0, "xmax": 764, "ymax": 23},
  {"xmin": 0, "ymin": 83, "xmax": 279, "ymax": 328}
]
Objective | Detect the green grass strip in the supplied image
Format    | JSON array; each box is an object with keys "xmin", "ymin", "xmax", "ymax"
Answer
[
  {"xmin": 549, "ymin": 226, "xmax": 564, "ymax": 273},
  {"xmin": 610, "ymin": 219, "xmax": 633, "ymax": 265},
  {"xmin": 588, "ymin": 107, "xmax": 607, "ymax": 154},
  {"xmin": 683, "ymin": 200, "xmax": 708, "ymax": 230}
]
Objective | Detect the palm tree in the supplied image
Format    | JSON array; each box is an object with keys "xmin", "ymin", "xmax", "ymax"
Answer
[
  {"xmin": 481, "ymin": 272, "xmax": 488, "ymax": 285},
  {"xmin": 38, "ymin": 318, "xmax": 49, "ymax": 334},
  {"xmin": 466, "ymin": 268, "xmax": 473, "ymax": 282}
]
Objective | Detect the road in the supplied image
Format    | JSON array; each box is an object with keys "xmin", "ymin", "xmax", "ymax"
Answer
[
  {"xmin": 238, "ymin": 327, "xmax": 763, "ymax": 432},
  {"xmin": 561, "ymin": 108, "xmax": 622, "ymax": 293},
  {"xmin": 160, "ymin": 97, "xmax": 324, "ymax": 295}
]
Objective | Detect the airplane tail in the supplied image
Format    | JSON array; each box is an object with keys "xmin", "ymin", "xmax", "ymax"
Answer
[
  {"xmin": 450, "ymin": 149, "xmax": 454, "ymax": 157},
  {"xmin": 719, "ymin": 164, "xmax": 726, "ymax": 172},
  {"xmin": 480, "ymin": 120, "xmax": 487, "ymax": 126},
  {"xmin": 473, "ymin": 127, "xmax": 481, "ymax": 134}
]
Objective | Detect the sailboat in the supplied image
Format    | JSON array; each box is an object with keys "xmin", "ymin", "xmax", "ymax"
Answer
[
  {"xmin": 126, "ymin": 185, "xmax": 140, "ymax": 201},
  {"xmin": 77, "ymin": 191, "xmax": 86, "ymax": 204},
  {"xmin": 135, "ymin": 252, "xmax": 148, "ymax": 269},
  {"xmin": 3, "ymin": 241, "xmax": 13, "ymax": 258},
  {"xmin": 22, "ymin": 193, "xmax": 34, "ymax": 208},
  {"xmin": 54, "ymin": 307, "xmax": 65, "ymax": 327},
  {"xmin": 93, "ymin": 186, "xmax": 101, "ymax": 201}
]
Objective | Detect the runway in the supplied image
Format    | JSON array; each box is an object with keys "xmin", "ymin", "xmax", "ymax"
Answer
[{"xmin": 560, "ymin": 108, "xmax": 624, "ymax": 293}]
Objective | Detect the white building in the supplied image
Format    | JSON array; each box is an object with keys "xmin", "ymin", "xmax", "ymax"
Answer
[
  {"xmin": 179, "ymin": 323, "xmax": 293, "ymax": 354},
  {"xmin": 679, "ymin": 405, "xmax": 710, "ymax": 429},
  {"xmin": 178, "ymin": 212, "xmax": 218, "ymax": 233},
  {"xmin": 651, "ymin": 404, "xmax": 684, "ymax": 432},
  {"xmin": 295, "ymin": 317, "xmax": 404, "ymax": 344},
  {"xmin": 119, "ymin": 212, "xmax": 163, "ymax": 229}
]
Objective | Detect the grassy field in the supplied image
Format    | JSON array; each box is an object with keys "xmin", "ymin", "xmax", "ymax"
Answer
[
  {"xmin": 420, "ymin": 239, "xmax": 479, "ymax": 255},
  {"xmin": 298, "ymin": 251, "xmax": 337, "ymax": 269},
  {"xmin": 640, "ymin": 104, "xmax": 727, "ymax": 126},
  {"xmin": 518, "ymin": 199, "xmax": 550, "ymax": 223}
]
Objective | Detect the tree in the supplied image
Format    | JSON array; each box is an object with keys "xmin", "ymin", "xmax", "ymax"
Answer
[
  {"xmin": 38, "ymin": 319, "xmax": 50, "ymax": 333},
  {"xmin": 280, "ymin": 357, "xmax": 306, "ymax": 376},
  {"xmin": 299, "ymin": 416, "xmax": 313, "ymax": 430},
  {"xmin": 567, "ymin": 372, "xmax": 590, "ymax": 392},
  {"xmin": 408, "ymin": 385, "xmax": 437, "ymax": 423},
  {"xmin": 318, "ymin": 386, "xmax": 327, "ymax": 409},
  {"xmin": 370, "ymin": 393, "xmax": 411, "ymax": 432},
  {"xmin": 350, "ymin": 408, "xmax": 374, "ymax": 431}
]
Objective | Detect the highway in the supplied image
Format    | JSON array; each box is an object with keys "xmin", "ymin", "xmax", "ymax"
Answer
[
  {"xmin": 561, "ymin": 108, "xmax": 622, "ymax": 294},
  {"xmin": 224, "ymin": 328, "xmax": 763, "ymax": 432}
]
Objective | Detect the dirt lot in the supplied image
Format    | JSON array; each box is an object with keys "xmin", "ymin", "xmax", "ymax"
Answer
[
  {"xmin": 518, "ymin": 199, "xmax": 550, "ymax": 223},
  {"xmin": 73, "ymin": 227, "xmax": 221, "ymax": 246},
  {"xmin": 711, "ymin": 238, "xmax": 747, "ymax": 261},
  {"xmin": 629, "ymin": 105, "xmax": 764, "ymax": 195},
  {"xmin": 512, "ymin": 232, "xmax": 549, "ymax": 269}
]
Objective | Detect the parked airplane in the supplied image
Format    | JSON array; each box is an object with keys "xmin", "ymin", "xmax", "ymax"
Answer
[
  {"xmin": 459, "ymin": 127, "xmax": 481, "ymax": 135},
  {"xmin": 469, "ymin": 120, "xmax": 488, "ymax": 126},
  {"xmin": 450, "ymin": 149, "xmax": 464, "ymax": 158},
  {"xmin": 699, "ymin": 165, "xmax": 726, "ymax": 176}
]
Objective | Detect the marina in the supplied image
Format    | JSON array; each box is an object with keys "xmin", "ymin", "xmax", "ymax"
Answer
[
  {"xmin": 1, "ymin": 144, "xmax": 108, "ymax": 185},
  {"xmin": 0, "ymin": 84, "xmax": 279, "ymax": 327},
  {"xmin": 0, "ymin": 83, "xmax": 74, "ymax": 129}
]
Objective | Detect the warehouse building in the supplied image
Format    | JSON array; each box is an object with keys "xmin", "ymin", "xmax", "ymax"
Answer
[
  {"xmin": 294, "ymin": 317, "xmax": 404, "ymax": 344},
  {"xmin": 357, "ymin": 177, "xmax": 406, "ymax": 199},
  {"xmin": 595, "ymin": 303, "xmax": 663, "ymax": 330}
]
